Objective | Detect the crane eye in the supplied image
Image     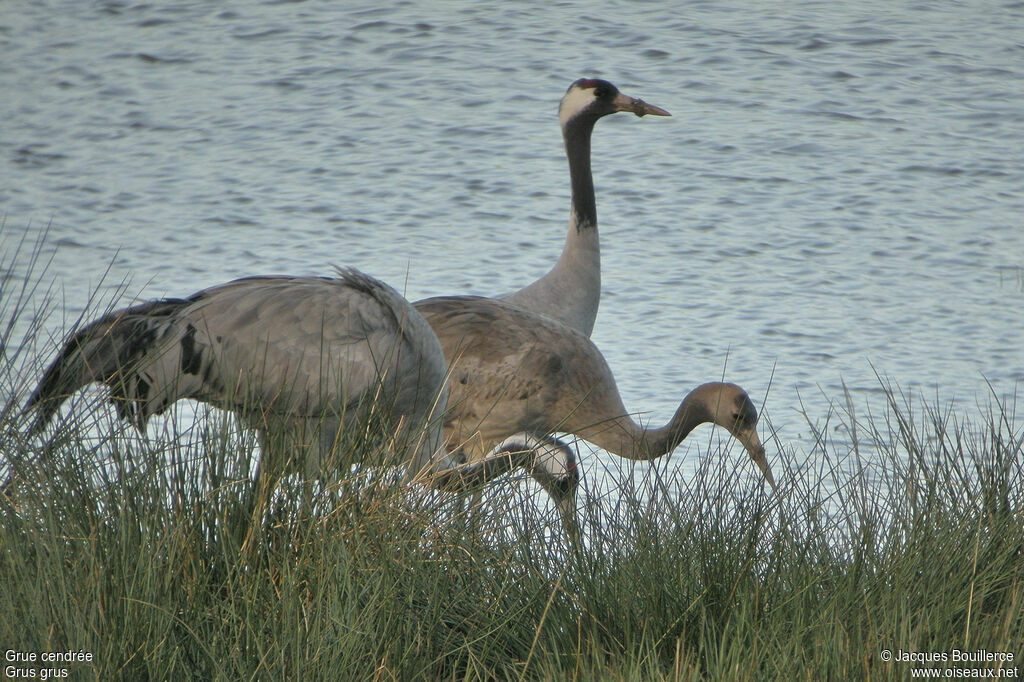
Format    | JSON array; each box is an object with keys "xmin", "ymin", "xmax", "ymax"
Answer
[{"xmin": 593, "ymin": 86, "xmax": 608, "ymax": 98}]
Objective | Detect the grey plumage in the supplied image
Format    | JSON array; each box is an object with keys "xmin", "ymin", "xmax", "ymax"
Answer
[
  {"xmin": 22, "ymin": 269, "xmax": 579, "ymax": 529},
  {"xmin": 415, "ymin": 295, "xmax": 776, "ymax": 497},
  {"xmin": 411, "ymin": 78, "xmax": 671, "ymax": 537},
  {"xmin": 27, "ymin": 269, "xmax": 449, "ymax": 479}
]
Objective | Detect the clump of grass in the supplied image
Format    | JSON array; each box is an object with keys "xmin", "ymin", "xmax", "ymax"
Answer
[
  {"xmin": 2, "ymin": 231, "xmax": 1022, "ymax": 680},
  {"xmin": 2, "ymin": 387, "xmax": 572, "ymax": 679}
]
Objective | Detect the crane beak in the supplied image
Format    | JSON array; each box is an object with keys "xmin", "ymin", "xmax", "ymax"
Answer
[
  {"xmin": 613, "ymin": 92, "xmax": 671, "ymax": 118},
  {"xmin": 740, "ymin": 429, "xmax": 776, "ymax": 491},
  {"xmin": 552, "ymin": 481, "xmax": 581, "ymax": 549}
]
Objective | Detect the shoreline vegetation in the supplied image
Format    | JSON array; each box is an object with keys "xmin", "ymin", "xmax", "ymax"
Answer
[{"xmin": 2, "ymin": 237, "xmax": 1022, "ymax": 680}]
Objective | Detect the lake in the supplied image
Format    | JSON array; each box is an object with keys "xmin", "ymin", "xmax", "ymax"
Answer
[{"xmin": 2, "ymin": 0, "xmax": 1022, "ymax": 495}]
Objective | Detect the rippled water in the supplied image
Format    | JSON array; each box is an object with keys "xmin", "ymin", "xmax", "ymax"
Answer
[{"xmin": 2, "ymin": 1, "xmax": 1023, "ymax": 486}]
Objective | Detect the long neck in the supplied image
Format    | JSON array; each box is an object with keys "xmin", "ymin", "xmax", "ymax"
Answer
[
  {"xmin": 564, "ymin": 116, "xmax": 597, "ymax": 230},
  {"xmin": 425, "ymin": 450, "xmax": 522, "ymax": 491},
  {"xmin": 539, "ymin": 115, "xmax": 600, "ymax": 334},
  {"xmin": 580, "ymin": 392, "xmax": 712, "ymax": 461},
  {"xmin": 499, "ymin": 115, "xmax": 601, "ymax": 336}
]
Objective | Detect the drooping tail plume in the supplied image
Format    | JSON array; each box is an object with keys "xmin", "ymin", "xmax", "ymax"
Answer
[{"xmin": 25, "ymin": 297, "xmax": 192, "ymax": 434}]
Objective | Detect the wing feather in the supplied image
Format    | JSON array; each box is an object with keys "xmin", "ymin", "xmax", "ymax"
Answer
[
  {"xmin": 29, "ymin": 273, "xmax": 446, "ymax": 447},
  {"xmin": 414, "ymin": 295, "xmax": 620, "ymax": 460}
]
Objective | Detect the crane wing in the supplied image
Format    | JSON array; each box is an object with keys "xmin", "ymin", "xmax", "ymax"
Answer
[{"xmin": 28, "ymin": 271, "xmax": 445, "ymax": 438}]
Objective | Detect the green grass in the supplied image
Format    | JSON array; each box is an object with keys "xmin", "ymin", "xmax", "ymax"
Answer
[{"xmin": 1, "ymin": 236, "xmax": 1022, "ymax": 680}]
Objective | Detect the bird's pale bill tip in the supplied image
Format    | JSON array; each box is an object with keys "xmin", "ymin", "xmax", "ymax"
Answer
[
  {"xmin": 635, "ymin": 100, "xmax": 671, "ymax": 117},
  {"xmin": 752, "ymin": 448, "xmax": 777, "ymax": 491}
]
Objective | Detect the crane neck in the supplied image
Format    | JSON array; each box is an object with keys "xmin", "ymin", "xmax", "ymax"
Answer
[
  {"xmin": 496, "ymin": 113, "xmax": 601, "ymax": 336},
  {"xmin": 563, "ymin": 115, "xmax": 597, "ymax": 231},
  {"xmin": 582, "ymin": 391, "xmax": 713, "ymax": 461}
]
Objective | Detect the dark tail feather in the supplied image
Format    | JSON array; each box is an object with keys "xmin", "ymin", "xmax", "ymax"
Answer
[{"xmin": 24, "ymin": 298, "xmax": 187, "ymax": 435}]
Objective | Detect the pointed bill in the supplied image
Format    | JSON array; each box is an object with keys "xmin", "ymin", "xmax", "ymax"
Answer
[
  {"xmin": 740, "ymin": 427, "xmax": 776, "ymax": 490},
  {"xmin": 612, "ymin": 92, "xmax": 671, "ymax": 117}
]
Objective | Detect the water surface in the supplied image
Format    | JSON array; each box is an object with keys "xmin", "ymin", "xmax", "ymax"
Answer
[{"xmin": 3, "ymin": 1, "xmax": 1022, "ymax": 490}]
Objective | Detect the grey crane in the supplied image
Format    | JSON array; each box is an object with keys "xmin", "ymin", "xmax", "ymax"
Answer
[
  {"xmin": 17, "ymin": 269, "xmax": 579, "ymax": 539},
  {"xmin": 414, "ymin": 294, "xmax": 776, "ymax": 533},
  {"xmin": 497, "ymin": 78, "xmax": 670, "ymax": 337},
  {"xmin": 413, "ymin": 78, "xmax": 670, "ymax": 528}
]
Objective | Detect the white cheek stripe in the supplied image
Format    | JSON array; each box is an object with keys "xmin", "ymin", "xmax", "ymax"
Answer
[
  {"xmin": 559, "ymin": 87, "xmax": 596, "ymax": 127},
  {"xmin": 533, "ymin": 440, "xmax": 574, "ymax": 478}
]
